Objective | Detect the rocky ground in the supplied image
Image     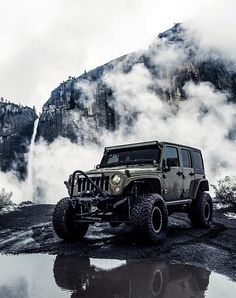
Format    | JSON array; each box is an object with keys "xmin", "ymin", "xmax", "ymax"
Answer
[{"xmin": 0, "ymin": 204, "xmax": 235, "ymax": 281}]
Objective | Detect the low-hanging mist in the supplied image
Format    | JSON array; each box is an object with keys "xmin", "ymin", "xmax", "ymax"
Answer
[{"xmin": 1, "ymin": 22, "xmax": 236, "ymax": 204}]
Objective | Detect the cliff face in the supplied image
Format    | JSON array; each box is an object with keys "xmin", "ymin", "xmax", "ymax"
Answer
[
  {"xmin": 35, "ymin": 54, "xmax": 135, "ymax": 143},
  {"xmin": 36, "ymin": 23, "xmax": 236, "ymax": 143},
  {"xmin": 36, "ymin": 74, "xmax": 119, "ymax": 143},
  {"xmin": 0, "ymin": 100, "xmax": 37, "ymax": 178}
]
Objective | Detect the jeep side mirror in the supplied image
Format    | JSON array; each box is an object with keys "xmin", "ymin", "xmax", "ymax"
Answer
[
  {"xmin": 163, "ymin": 166, "xmax": 171, "ymax": 172},
  {"xmin": 96, "ymin": 164, "xmax": 100, "ymax": 169},
  {"xmin": 153, "ymin": 159, "xmax": 158, "ymax": 166},
  {"xmin": 162, "ymin": 160, "xmax": 170, "ymax": 172}
]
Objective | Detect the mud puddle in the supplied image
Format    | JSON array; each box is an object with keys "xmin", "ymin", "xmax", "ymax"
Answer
[{"xmin": 0, "ymin": 254, "xmax": 235, "ymax": 298}]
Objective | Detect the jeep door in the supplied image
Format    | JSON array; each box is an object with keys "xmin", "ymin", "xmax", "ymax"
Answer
[
  {"xmin": 180, "ymin": 147, "xmax": 195, "ymax": 198},
  {"xmin": 163, "ymin": 145, "xmax": 183, "ymax": 201}
]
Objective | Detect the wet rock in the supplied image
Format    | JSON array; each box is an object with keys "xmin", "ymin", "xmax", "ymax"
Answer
[{"xmin": 31, "ymin": 223, "xmax": 54, "ymax": 242}]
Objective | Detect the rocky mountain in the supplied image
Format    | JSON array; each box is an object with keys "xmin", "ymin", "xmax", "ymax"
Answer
[
  {"xmin": 36, "ymin": 23, "xmax": 236, "ymax": 143},
  {"xmin": 0, "ymin": 100, "xmax": 37, "ymax": 178},
  {"xmin": 1, "ymin": 24, "xmax": 236, "ymax": 179}
]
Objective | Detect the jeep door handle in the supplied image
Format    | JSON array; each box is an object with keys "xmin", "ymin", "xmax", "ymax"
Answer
[
  {"xmin": 176, "ymin": 171, "xmax": 183, "ymax": 176},
  {"xmin": 189, "ymin": 172, "xmax": 195, "ymax": 176}
]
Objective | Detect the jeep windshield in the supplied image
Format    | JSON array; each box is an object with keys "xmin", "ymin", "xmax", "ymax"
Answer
[{"xmin": 100, "ymin": 146, "xmax": 161, "ymax": 168}]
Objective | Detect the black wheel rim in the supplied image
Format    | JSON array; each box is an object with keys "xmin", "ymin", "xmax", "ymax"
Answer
[
  {"xmin": 151, "ymin": 206, "xmax": 163, "ymax": 233},
  {"xmin": 204, "ymin": 202, "xmax": 211, "ymax": 221}
]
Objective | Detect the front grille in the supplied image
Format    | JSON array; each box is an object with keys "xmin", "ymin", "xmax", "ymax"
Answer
[{"xmin": 77, "ymin": 174, "xmax": 109, "ymax": 193}]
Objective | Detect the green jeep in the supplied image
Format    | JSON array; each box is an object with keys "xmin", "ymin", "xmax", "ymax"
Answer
[{"xmin": 53, "ymin": 141, "xmax": 213, "ymax": 243}]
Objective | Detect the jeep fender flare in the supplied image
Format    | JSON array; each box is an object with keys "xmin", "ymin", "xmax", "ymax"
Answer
[
  {"xmin": 188, "ymin": 178, "xmax": 209, "ymax": 200},
  {"xmin": 125, "ymin": 178, "xmax": 162, "ymax": 195}
]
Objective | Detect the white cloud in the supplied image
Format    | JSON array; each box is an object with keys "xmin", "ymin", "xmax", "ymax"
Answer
[
  {"xmin": 185, "ymin": 0, "xmax": 236, "ymax": 63},
  {"xmin": 102, "ymin": 60, "xmax": 236, "ymax": 184}
]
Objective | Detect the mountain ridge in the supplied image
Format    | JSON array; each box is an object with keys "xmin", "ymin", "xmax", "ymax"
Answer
[{"xmin": 36, "ymin": 23, "xmax": 236, "ymax": 143}]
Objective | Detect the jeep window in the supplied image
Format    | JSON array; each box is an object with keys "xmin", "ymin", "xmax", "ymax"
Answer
[
  {"xmin": 166, "ymin": 146, "xmax": 179, "ymax": 167},
  {"xmin": 100, "ymin": 146, "xmax": 160, "ymax": 168},
  {"xmin": 192, "ymin": 150, "xmax": 204, "ymax": 173},
  {"xmin": 181, "ymin": 148, "xmax": 192, "ymax": 168}
]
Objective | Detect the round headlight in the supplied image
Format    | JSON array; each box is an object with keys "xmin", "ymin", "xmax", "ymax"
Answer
[{"xmin": 111, "ymin": 174, "xmax": 122, "ymax": 185}]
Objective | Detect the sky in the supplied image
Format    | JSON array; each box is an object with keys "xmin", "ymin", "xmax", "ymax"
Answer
[{"xmin": 1, "ymin": 0, "xmax": 234, "ymax": 111}]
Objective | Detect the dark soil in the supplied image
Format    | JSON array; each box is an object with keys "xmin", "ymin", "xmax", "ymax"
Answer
[{"xmin": 0, "ymin": 204, "xmax": 236, "ymax": 281}]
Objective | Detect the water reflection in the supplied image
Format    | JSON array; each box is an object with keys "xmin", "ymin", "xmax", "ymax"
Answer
[
  {"xmin": 53, "ymin": 255, "xmax": 210, "ymax": 298},
  {"xmin": 0, "ymin": 254, "xmax": 235, "ymax": 298},
  {"xmin": 0, "ymin": 277, "xmax": 28, "ymax": 298}
]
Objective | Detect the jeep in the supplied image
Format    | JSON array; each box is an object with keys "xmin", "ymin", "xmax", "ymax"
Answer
[
  {"xmin": 54, "ymin": 255, "xmax": 210, "ymax": 297},
  {"xmin": 53, "ymin": 141, "xmax": 213, "ymax": 243}
]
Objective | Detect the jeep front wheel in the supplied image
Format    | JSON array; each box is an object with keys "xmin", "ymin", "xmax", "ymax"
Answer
[
  {"xmin": 189, "ymin": 192, "xmax": 213, "ymax": 228},
  {"xmin": 53, "ymin": 197, "xmax": 89, "ymax": 241},
  {"xmin": 131, "ymin": 194, "xmax": 168, "ymax": 244}
]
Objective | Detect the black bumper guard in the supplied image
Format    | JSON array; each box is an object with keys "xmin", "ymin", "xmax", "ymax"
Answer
[{"xmin": 70, "ymin": 170, "xmax": 108, "ymax": 199}]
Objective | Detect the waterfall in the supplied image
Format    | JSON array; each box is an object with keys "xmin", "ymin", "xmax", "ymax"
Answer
[{"xmin": 26, "ymin": 118, "xmax": 39, "ymax": 201}]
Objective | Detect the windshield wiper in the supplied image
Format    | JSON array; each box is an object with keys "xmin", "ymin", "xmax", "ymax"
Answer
[{"xmin": 100, "ymin": 162, "xmax": 120, "ymax": 168}]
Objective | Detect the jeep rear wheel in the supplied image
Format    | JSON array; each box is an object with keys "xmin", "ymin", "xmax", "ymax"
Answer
[
  {"xmin": 131, "ymin": 194, "xmax": 168, "ymax": 244},
  {"xmin": 189, "ymin": 192, "xmax": 213, "ymax": 228},
  {"xmin": 53, "ymin": 197, "xmax": 89, "ymax": 241}
]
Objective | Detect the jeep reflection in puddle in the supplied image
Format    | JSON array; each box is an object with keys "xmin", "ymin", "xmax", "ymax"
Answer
[
  {"xmin": 53, "ymin": 255, "xmax": 210, "ymax": 298},
  {"xmin": 0, "ymin": 254, "xmax": 235, "ymax": 298}
]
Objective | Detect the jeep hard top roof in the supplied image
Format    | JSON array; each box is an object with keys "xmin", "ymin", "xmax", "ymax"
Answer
[{"xmin": 104, "ymin": 141, "xmax": 201, "ymax": 152}]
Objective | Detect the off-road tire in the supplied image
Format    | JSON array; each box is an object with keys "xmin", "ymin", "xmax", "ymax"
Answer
[
  {"xmin": 189, "ymin": 192, "xmax": 213, "ymax": 228},
  {"xmin": 53, "ymin": 197, "xmax": 89, "ymax": 241},
  {"xmin": 131, "ymin": 193, "xmax": 168, "ymax": 244}
]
